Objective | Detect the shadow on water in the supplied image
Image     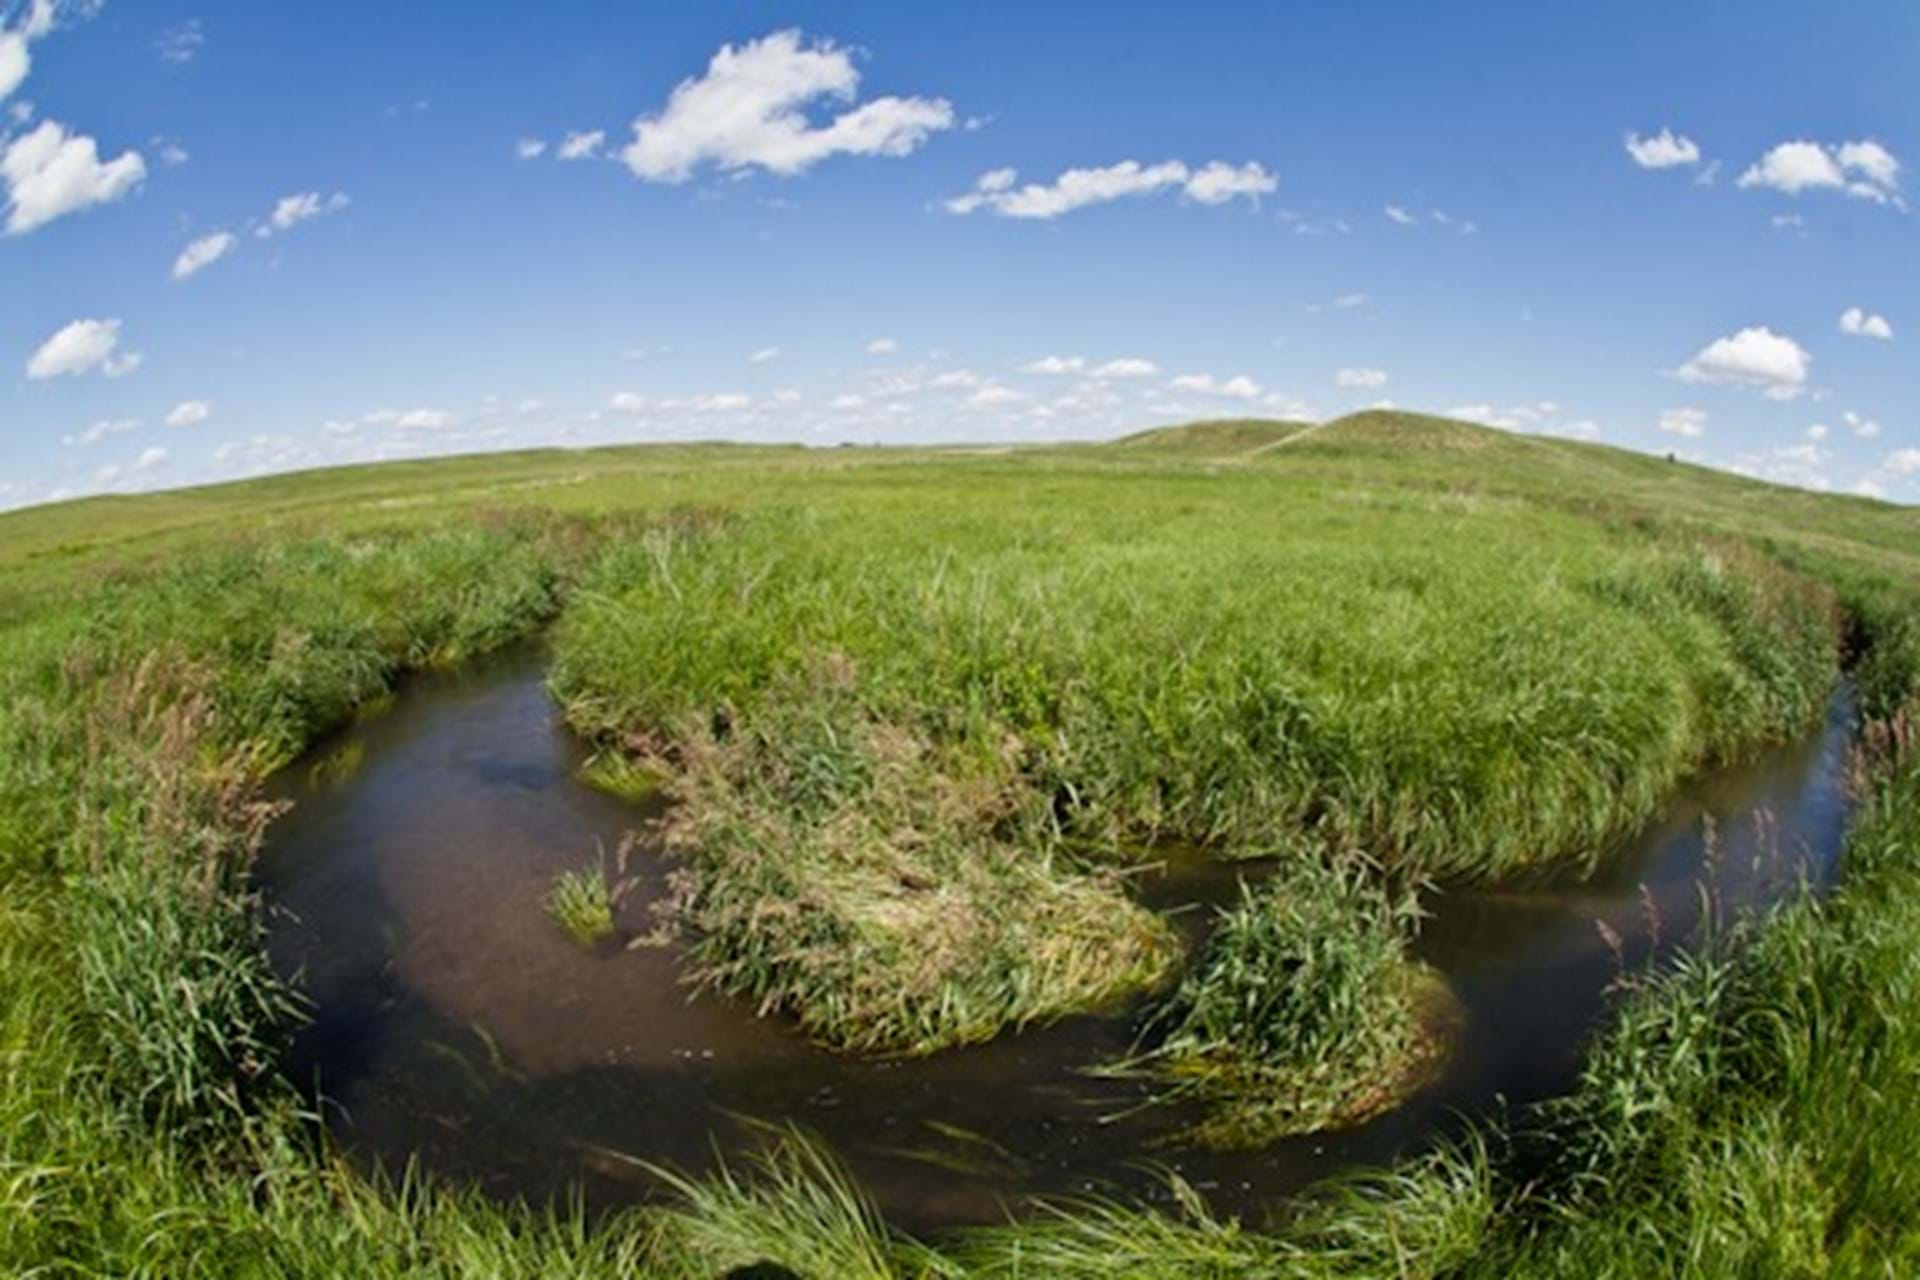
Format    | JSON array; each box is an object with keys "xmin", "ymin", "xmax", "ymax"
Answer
[{"xmin": 256, "ymin": 642, "xmax": 1855, "ymax": 1232}]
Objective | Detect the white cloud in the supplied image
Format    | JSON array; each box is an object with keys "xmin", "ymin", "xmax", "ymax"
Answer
[
  {"xmin": 62, "ymin": 417, "xmax": 138, "ymax": 447},
  {"xmin": 609, "ymin": 391, "xmax": 646, "ymax": 414},
  {"xmin": 1673, "ymin": 326, "xmax": 1811, "ymax": 399},
  {"xmin": 1330, "ymin": 292, "xmax": 1368, "ymax": 309},
  {"xmin": 1738, "ymin": 138, "xmax": 1903, "ymax": 206},
  {"xmin": 1384, "ymin": 204, "xmax": 1417, "ymax": 226},
  {"xmin": 1, "ymin": 118, "xmax": 145, "ymax": 234},
  {"xmin": 1169, "ymin": 372, "xmax": 1261, "ymax": 399},
  {"xmin": 1022, "ymin": 354, "xmax": 1085, "ymax": 375},
  {"xmin": 1739, "ymin": 141, "xmax": 1845, "ymax": 193},
  {"xmin": 748, "ymin": 345, "xmax": 781, "ymax": 363},
  {"xmin": 515, "ymin": 137, "xmax": 547, "ymax": 160},
  {"xmin": 969, "ymin": 385, "xmax": 1026, "ymax": 406},
  {"xmin": 1658, "ymin": 407, "xmax": 1708, "ymax": 438},
  {"xmin": 170, "ymin": 230, "xmax": 235, "ymax": 280},
  {"xmin": 621, "ymin": 30, "xmax": 953, "ymax": 183},
  {"xmin": 1838, "ymin": 140, "xmax": 1900, "ymax": 189},
  {"xmin": 0, "ymin": 0, "xmax": 74, "ymax": 101},
  {"xmin": 164, "ymin": 399, "xmax": 211, "ymax": 428},
  {"xmin": 1624, "ymin": 128, "xmax": 1701, "ymax": 169},
  {"xmin": 864, "ymin": 336, "xmax": 898, "ymax": 354},
  {"xmin": 134, "ymin": 445, "xmax": 168, "ymax": 472},
  {"xmin": 257, "ymin": 190, "xmax": 348, "ymax": 237},
  {"xmin": 362, "ymin": 406, "xmax": 456, "ymax": 429},
  {"xmin": 830, "ymin": 393, "xmax": 866, "ymax": 409},
  {"xmin": 557, "ymin": 129, "xmax": 605, "ymax": 161},
  {"xmin": 154, "ymin": 19, "xmax": 203, "ymax": 64},
  {"xmin": 25, "ymin": 317, "xmax": 136, "ymax": 379},
  {"xmin": 1839, "ymin": 306, "xmax": 1894, "ymax": 340},
  {"xmin": 946, "ymin": 158, "xmax": 1273, "ymax": 219},
  {"xmin": 1844, "ymin": 410, "xmax": 1882, "ymax": 439},
  {"xmin": 154, "ymin": 137, "xmax": 189, "ymax": 167},
  {"xmin": 0, "ymin": 32, "xmax": 26, "ymax": 101},
  {"xmin": 1854, "ymin": 476, "xmax": 1887, "ymax": 499},
  {"xmin": 1089, "ymin": 357, "xmax": 1157, "ymax": 379},
  {"xmin": 1335, "ymin": 367, "xmax": 1388, "ymax": 389},
  {"xmin": 1805, "ymin": 423, "xmax": 1829, "ymax": 442},
  {"xmin": 1182, "ymin": 160, "xmax": 1278, "ymax": 205},
  {"xmin": 1884, "ymin": 449, "xmax": 1920, "ymax": 476}
]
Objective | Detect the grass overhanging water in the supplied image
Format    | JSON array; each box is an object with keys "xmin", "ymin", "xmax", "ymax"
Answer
[{"xmin": 2, "ymin": 412, "xmax": 1919, "ymax": 1273}]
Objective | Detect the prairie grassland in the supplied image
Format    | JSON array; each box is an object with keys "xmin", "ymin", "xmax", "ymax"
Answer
[{"xmin": 1, "ymin": 411, "xmax": 1918, "ymax": 1274}]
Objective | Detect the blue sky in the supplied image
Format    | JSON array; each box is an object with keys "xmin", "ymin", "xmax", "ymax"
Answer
[{"xmin": 3, "ymin": 1, "xmax": 1916, "ymax": 509}]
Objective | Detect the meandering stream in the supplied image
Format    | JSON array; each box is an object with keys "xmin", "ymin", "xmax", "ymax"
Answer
[{"xmin": 257, "ymin": 644, "xmax": 1853, "ymax": 1231}]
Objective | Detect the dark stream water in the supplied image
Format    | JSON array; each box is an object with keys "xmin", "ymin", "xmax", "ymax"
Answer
[{"xmin": 257, "ymin": 645, "xmax": 1854, "ymax": 1231}]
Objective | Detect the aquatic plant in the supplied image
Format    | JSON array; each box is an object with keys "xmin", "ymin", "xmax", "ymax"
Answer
[
  {"xmin": 1126, "ymin": 858, "xmax": 1443, "ymax": 1145},
  {"xmin": 545, "ymin": 857, "xmax": 617, "ymax": 948}
]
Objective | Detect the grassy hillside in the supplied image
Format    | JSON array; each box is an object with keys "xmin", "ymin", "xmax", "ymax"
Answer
[{"xmin": 3, "ymin": 413, "xmax": 1919, "ymax": 1274}]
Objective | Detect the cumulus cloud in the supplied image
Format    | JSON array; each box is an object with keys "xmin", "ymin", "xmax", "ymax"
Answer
[
  {"xmin": 1673, "ymin": 326, "xmax": 1811, "ymax": 399},
  {"xmin": 1624, "ymin": 128, "xmax": 1701, "ymax": 169},
  {"xmin": 1089, "ymin": 357, "xmax": 1157, "ymax": 379},
  {"xmin": 1839, "ymin": 306, "xmax": 1894, "ymax": 340},
  {"xmin": 164, "ymin": 399, "xmax": 211, "ymax": 428},
  {"xmin": 1169, "ymin": 372, "xmax": 1261, "ymax": 399},
  {"xmin": 515, "ymin": 137, "xmax": 547, "ymax": 160},
  {"xmin": 621, "ymin": 30, "xmax": 953, "ymax": 183},
  {"xmin": 0, "ymin": 0, "xmax": 81, "ymax": 101},
  {"xmin": 1022, "ymin": 355, "xmax": 1085, "ymax": 375},
  {"xmin": 1335, "ymin": 367, "xmax": 1388, "ymax": 389},
  {"xmin": 25, "ymin": 317, "xmax": 138, "ymax": 379},
  {"xmin": 557, "ymin": 129, "xmax": 605, "ymax": 161},
  {"xmin": 134, "ymin": 445, "xmax": 168, "ymax": 471},
  {"xmin": 1738, "ymin": 138, "xmax": 1904, "ymax": 206},
  {"xmin": 1, "ymin": 118, "xmax": 145, "ymax": 233},
  {"xmin": 945, "ymin": 158, "xmax": 1274, "ymax": 218},
  {"xmin": 864, "ymin": 336, "xmax": 898, "ymax": 354},
  {"xmin": 1844, "ymin": 410, "xmax": 1882, "ymax": 439},
  {"xmin": 1181, "ymin": 160, "xmax": 1278, "ymax": 205},
  {"xmin": 171, "ymin": 230, "xmax": 235, "ymax": 280},
  {"xmin": 1384, "ymin": 204, "xmax": 1418, "ymax": 226},
  {"xmin": 256, "ymin": 190, "xmax": 348, "ymax": 237},
  {"xmin": 1658, "ymin": 407, "xmax": 1708, "ymax": 438}
]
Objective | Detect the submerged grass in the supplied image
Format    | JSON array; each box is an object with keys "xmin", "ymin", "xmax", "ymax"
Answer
[
  {"xmin": 1, "ymin": 413, "xmax": 1918, "ymax": 1273},
  {"xmin": 545, "ymin": 857, "xmax": 617, "ymax": 948}
]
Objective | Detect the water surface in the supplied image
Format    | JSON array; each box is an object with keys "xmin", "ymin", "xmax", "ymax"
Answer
[{"xmin": 258, "ymin": 646, "xmax": 1853, "ymax": 1230}]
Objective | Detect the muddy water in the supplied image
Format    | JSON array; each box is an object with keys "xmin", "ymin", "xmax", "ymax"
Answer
[{"xmin": 257, "ymin": 645, "xmax": 1854, "ymax": 1231}]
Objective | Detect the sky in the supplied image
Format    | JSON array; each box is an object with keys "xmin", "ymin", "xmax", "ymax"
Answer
[{"xmin": 3, "ymin": 1, "xmax": 1916, "ymax": 511}]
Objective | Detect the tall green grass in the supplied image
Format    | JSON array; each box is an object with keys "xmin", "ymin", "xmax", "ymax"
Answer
[
  {"xmin": 1, "ymin": 417, "xmax": 1917, "ymax": 1274},
  {"xmin": 1125, "ymin": 859, "xmax": 1443, "ymax": 1146}
]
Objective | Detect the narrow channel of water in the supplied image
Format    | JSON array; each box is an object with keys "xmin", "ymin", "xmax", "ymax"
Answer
[{"xmin": 256, "ymin": 644, "xmax": 1854, "ymax": 1231}]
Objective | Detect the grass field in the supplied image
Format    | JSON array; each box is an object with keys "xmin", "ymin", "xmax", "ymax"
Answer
[{"xmin": 3, "ymin": 410, "xmax": 1919, "ymax": 1274}]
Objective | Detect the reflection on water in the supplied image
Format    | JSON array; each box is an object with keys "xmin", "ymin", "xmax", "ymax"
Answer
[{"xmin": 257, "ymin": 644, "xmax": 1853, "ymax": 1230}]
